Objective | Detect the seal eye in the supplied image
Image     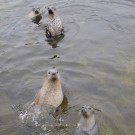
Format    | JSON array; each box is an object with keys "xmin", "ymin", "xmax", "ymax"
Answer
[
  {"xmin": 82, "ymin": 106, "xmax": 85, "ymax": 109},
  {"xmin": 48, "ymin": 72, "xmax": 50, "ymax": 74},
  {"xmin": 56, "ymin": 71, "xmax": 58, "ymax": 74}
]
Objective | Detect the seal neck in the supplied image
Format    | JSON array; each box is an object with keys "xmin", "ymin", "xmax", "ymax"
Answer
[
  {"xmin": 79, "ymin": 114, "xmax": 96, "ymax": 131},
  {"xmin": 42, "ymin": 77, "xmax": 60, "ymax": 91},
  {"xmin": 48, "ymin": 12, "xmax": 58, "ymax": 20}
]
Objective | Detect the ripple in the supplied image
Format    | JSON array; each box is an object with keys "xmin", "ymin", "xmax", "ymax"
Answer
[
  {"xmin": 1, "ymin": 0, "xmax": 135, "ymax": 135},
  {"xmin": 64, "ymin": 17, "xmax": 80, "ymax": 39},
  {"xmin": 93, "ymin": 0, "xmax": 135, "ymax": 33}
]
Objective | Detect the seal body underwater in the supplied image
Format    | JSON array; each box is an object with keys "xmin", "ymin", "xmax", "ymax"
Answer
[
  {"xmin": 28, "ymin": 8, "xmax": 42, "ymax": 24},
  {"xmin": 33, "ymin": 67, "xmax": 63, "ymax": 108},
  {"xmin": 75, "ymin": 105, "xmax": 100, "ymax": 135},
  {"xmin": 46, "ymin": 7, "xmax": 64, "ymax": 38}
]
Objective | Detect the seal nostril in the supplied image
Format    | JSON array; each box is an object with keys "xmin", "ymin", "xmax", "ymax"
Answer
[
  {"xmin": 35, "ymin": 10, "xmax": 39, "ymax": 14},
  {"xmin": 48, "ymin": 9, "xmax": 53, "ymax": 14},
  {"xmin": 52, "ymin": 73, "xmax": 56, "ymax": 76}
]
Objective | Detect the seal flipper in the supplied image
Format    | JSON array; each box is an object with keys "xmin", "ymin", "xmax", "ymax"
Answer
[
  {"xmin": 46, "ymin": 29, "xmax": 52, "ymax": 38},
  {"xmin": 46, "ymin": 26, "xmax": 56, "ymax": 39}
]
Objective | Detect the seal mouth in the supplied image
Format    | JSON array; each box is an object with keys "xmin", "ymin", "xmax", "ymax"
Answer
[
  {"xmin": 81, "ymin": 109, "xmax": 89, "ymax": 118},
  {"xmin": 48, "ymin": 8, "xmax": 54, "ymax": 14},
  {"xmin": 51, "ymin": 76, "xmax": 58, "ymax": 81},
  {"xmin": 50, "ymin": 72, "xmax": 58, "ymax": 81}
]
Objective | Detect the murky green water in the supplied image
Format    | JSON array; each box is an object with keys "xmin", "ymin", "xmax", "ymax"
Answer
[{"xmin": 0, "ymin": 0, "xmax": 135, "ymax": 134}]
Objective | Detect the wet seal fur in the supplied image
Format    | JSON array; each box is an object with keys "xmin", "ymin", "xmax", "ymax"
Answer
[
  {"xmin": 32, "ymin": 67, "xmax": 63, "ymax": 108},
  {"xmin": 28, "ymin": 8, "xmax": 42, "ymax": 24},
  {"xmin": 46, "ymin": 7, "xmax": 64, "ymax": 38},
  {"xmin": 75, "ymin": 105, "xmax": 100, "ymax": 135}
]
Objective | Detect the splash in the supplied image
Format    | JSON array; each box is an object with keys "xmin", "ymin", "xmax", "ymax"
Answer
[{"xmin": 12, "ymin": 103, "xmax": 70, "ymax": 134}]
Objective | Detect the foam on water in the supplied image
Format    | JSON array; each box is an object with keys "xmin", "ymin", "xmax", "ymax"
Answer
[{"xmin": 13, "ymin": 102, "xmax": 71, "ymax": 134}]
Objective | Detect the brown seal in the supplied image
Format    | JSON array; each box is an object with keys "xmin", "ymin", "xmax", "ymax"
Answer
[{"xmin": 33, "ymin": 67, "xmax": 63, "ymax": 108}]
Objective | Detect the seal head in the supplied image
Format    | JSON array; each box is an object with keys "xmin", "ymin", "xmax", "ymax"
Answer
[
  {"xmin": 48, "ymin": 7, "xmax": 56, "ymax": 15},
  {"xmin": 47, "ymin": 67, "xmax": 60, "ymax": 81},
  {"xmin": 28, "ymin": 8, "xmax": 42, "ymax": 24}
]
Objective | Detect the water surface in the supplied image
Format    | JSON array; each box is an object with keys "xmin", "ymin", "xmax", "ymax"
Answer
[{"xmin": 0, "ymin": 0, "xmax": 135, "ymax": 134}]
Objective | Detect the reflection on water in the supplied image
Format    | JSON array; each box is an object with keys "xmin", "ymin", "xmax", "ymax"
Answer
[
  {"xmin": 50, "ymin": 55, "xmax": 60, "ymax": 59},
  {"xmin": 46, "ymin": 34, "xmax": 65, "ymax": 48},
  {"xmin": 0, "ymin": 0, "xmax": 135, "ymax": 135}
]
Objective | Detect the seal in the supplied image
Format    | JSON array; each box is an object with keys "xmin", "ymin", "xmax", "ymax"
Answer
[
  {"xmin": 33, "ymin": 67, "xmax": 63, "ymax": 108},
  {"xmin": 28, "ymin": 8, "xmax": 42, "ymax": 24},
  {"xmin": 46, "ymin": 7, "xmax": 64, "ymax": 38},
  {"xmin": 75, "ymin": 105, "xmax": 100, "ymax": 135}
]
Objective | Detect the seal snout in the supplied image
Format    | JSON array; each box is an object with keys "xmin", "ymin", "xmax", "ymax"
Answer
[
  {"xmin": 81, "ymin": 109, "xmax": 86, "ymax": 113},
  {"xmin": 81, "ymin": 108, "xmax": 89, "ymax": 118},
  {"xmin": 48, "ymin": 7, "xmax": 56, "ymax": 15},
  {"xmin": 52, "ymin": 72, "xmax": 56, "ymax": 76},
  {"xmin": 81, "ymin": 106, "xmax": 87, "ymax": 113},
  {"xmin": 34, "ymin": 10, "xmax": 39, "ymax": 14},
  {"xmin": 51, "ymin": 71, "xmax": 58, "ymax": 80},
  {"xmin": 48, "ymin": 8, "xmax": 54, "ymax": 14}
]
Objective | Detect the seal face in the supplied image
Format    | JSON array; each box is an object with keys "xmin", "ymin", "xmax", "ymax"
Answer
[
  {"xmin": 47, "ymin": 67, "xmax": 59, "ymax": 81},
  {"xmin": 48, "ymin": 7, "xmax": 56, "ymax": 15},
  {"xmin": 33, "ymin": 67, "xmax": 63, "ymax": 108},
  {"xmin": 46, "ymin": 7, "xmax": 64, "ymax": 38},
  {"xmin": 28, "ymin": 8, "xmax": 42, "ymax": 24},
  {"xmin": 81, "ymin": 105, "xmax": 94, "ymax": 119},
  {"xmin": 75, "ymin": 105, "xmax": 100, "ymax": 135}
]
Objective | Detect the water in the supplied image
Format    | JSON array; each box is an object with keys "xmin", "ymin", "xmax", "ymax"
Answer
[{"xmin": 0, "ymin": 0, "xmax": 135, "ymax": 134}]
